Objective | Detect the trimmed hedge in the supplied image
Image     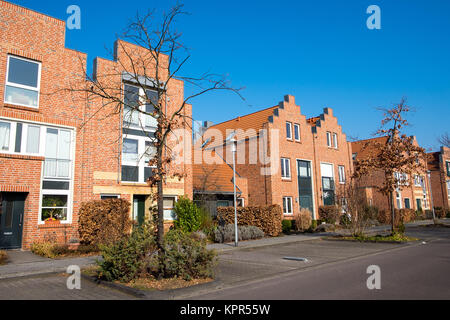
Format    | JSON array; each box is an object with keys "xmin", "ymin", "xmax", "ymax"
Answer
[
  {"xmin": 218, "ymin": 205, "xmax": 282, "ymax": 237},
  {"xmin": 378, "ymin": 208, "xmax": 416, "ymax": 226},
  {"xmin": 79, "ymin": 199, "xmax": 133, "ymax": 246}
]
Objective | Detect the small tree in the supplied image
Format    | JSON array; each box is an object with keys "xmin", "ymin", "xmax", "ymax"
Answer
[
  {"xmin": 438, "ymin": 132, "xmax": 450, "ymax": 148},
  {"xmin": 353, "ymin": 98, "xmax": 426, "ymax": 233}
]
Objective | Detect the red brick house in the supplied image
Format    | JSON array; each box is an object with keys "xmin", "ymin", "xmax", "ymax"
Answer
[
  {"xmin": 194, "ymin": 95, "xmax": 354, "ymax": 220},
  {"xmin": 427, "ymin": 147, "xmax": 450, "ymax": 211},
  {"xmin": 0, "ymin": 2, "xmax": 192, "ymax": 250},
  {"xmin": 351, "ymin": 137, "xmax": 431, "ymax": 212}
]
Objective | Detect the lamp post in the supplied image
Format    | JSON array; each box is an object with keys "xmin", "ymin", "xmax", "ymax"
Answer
[
  {"xmin": 231, "ymin": 135, "xmax": 239, "ymax": 247},
  {"xmin": 427, "ymin": 170, "xmax": 436, "ymax": 221}
]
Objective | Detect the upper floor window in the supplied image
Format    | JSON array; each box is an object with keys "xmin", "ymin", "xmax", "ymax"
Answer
[
  {"xmin": 286, "ymin": 122, "xmax": 292, "ymax": 140},
  {"xmin": 333, "ymin": 133, "xmax": 338, "ymax": 148},
  {"xmin": 446, "ymin": 161, "xmax": 450, "ymax": 177},
  {"xmin": 338, "ymin": 166, "xmax": 346, "ymax": 184},
  {"xmin": 44, "ymin": 128, "xmax": 72, "ymax": 179},
  {"xmin": 281, "ymin": 158, "xmax": 291, "ymax": 179},
  {"xmin": 294, "ymin": 124, "xmax": 301, "ymax": 142},
  {"xmin": 326, "ymin": 132, "xmax": 332, "ymax": 147},
  {"xmin": 0, "ymin": 121, "xmax": 11, "ymax": 151},
  {"xmin": 123, "ymin": 84, "xmax": 158, "ymax": 129},
  {"xmin": 5, "ymin": 56, "xmax": 41, "ymax": 108}
]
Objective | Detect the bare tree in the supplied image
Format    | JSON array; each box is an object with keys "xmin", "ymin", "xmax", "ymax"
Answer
[
  {"xmin": 65, "ymin": 4, "xmax": 242, "ymax": 271},
  {"xmin": 438, "ymin": 132, "xmax": 450, "ymax": 148},
  {"xmin": 353, "ymin": 98, "xmax": 427, "ymax": 233}
]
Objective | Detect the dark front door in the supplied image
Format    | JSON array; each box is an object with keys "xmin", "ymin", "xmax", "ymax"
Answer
[
  {"xmin": 297, "ymin": 160, "xmax": 314, "ymax": 216},
  {"xmin": 0, "ymin": 193, "xmax": 26, "ymax": 249},
  {"xmin": 133, "ymin": 195, "xmax": 146, "ymax": 226}
]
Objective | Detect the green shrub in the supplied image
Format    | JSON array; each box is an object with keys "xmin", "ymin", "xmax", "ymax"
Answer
[
  {"xmin": 31, "ymin": 242, "xmax": 59, "ymax": 259},
  {"xmin": 319, "ymin": 206, "xmax": 340, "ymax": 224},
  {"xmin": 340, "ymin": 214, "xmax": 351, "ymax": 227},
  {"xmin": 173, "ymin": 196, "xmax": 202, "ymax": 233},
  {"xmin": 282, "ymin": 220, "xmax": 292, "ymax": 234},
  {"xmin": 311, "ymin": 220, "xmax": 318, "ymax": 230},
  {"xmin": 79, "ymin": 199, "xmax": 133, "ymax": 246},
  {"xmin": 160, "ymin": 230, "xmax": 217, "ymax": 281},
  {"xmin": 447, "ymin": 210, "xmax": 450, "ymax": 219},
  {"xmin": 97, "ymin": 223, "xmax": 158, "ymax": 283},
  {"xmin": 214, "ymin": 225, "xmax": 265, "ymax": 243},
  {"xmin": 0, "ymin": 250, "xmax": 7, "ymax": 265},
  {"xmin": 362, "ymin": 205, "xmax": 379, "ymax": 220},
  {"xmin": 198, "ymin": 206, "xmax": 217, "ymax": 241}
]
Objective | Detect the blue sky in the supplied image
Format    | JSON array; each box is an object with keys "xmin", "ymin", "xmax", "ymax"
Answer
[{"xmin": 9, "ymin": 0, "xmax": 450, "ymax": 151}]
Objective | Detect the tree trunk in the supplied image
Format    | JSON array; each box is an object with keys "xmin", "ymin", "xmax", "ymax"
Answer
[
  {"xmin": 390, "ymin": 191, "xmax": 395, "ymax": 234},
  {"xmin": 156, "ymin": 156, "xmax": 165, "ymax": 278}
]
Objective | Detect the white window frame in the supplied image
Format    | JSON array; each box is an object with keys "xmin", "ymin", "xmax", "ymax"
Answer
[
  {"xmin": 0, "ymin": 120, "xmax": 13, "ymax": 152},
  {"xmin": 326, "ymin": 132, "xmax": 332, "ymax": 147},
  {"xmin": 283, "ymin": 197, "xmax": 293, "ymax": 215},
  {"xmin": 281, "ymin": 158, "xmax": 291, "ymax": 179},
  {"xmin": 121, "ymin": 132, "xmax": 157, "ymax": 184},
  {"xmin": 333, "ymin": 133, "xmax": 338, "ymax": 149},
  {"xmin": 286, "ymin": 122, "xmax": 293, "ymax": 140},
  {"xmin": 338, "ymin": 166, "xmax": 346, "ymax": 184},
  {"xmin": 101, "ymin": 194, "xmax": 121, "ymax": 200},
  {"xmin": 396, "ymin": 191, "xmax": 402, "ymax": 209},
  {"xmin": 123, "ymin": 83, "xmax": 158, "ymax": 130},
  {"xmin": 4, "ymin": 55, "xmax": 42, "ymax": 109},
  {"xmin": 163, "ymin": 196, "xmax": 178, "ymax": 221},
  {"xmin": 294, "ymin": 124, "xmax": 301, "ymax": 142},
  {"xmin": 43, "ymin": 128, "xmax": 73, "ymax": 180},
  {"xmin": 0, "ymin": 120, "xmax": 44, "ymax": 156}
]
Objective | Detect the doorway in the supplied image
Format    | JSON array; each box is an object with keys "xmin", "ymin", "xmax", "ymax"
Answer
[
  {"xmin": 133, "ymin": 195, "xmax": 146, "ymax": 226},
  {"xmin": 0, "ymin": 193, "xmax": 26, "ymax": 250}
]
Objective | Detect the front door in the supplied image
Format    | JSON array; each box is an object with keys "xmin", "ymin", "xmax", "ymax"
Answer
[
  {"xmin": 297, "ymin": 160, "xmax": 314, "ymax": 216},
  {"xmin": 133, "ymin": 195, "xmax": 146, "ymax": 226},
  {"xmin": 0, "ymin": 193, "xmax": 26, "ymax": 249}
]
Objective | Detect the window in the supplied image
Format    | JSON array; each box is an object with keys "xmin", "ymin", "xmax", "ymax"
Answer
[
  {"xmin": 122, "ymin": 133, "xmax": 156, "ymax": 183},
  {"xmin": 101, "ymin": 195, "xmax": 120, "ymax": 200},
  {"xmin": 447, "ymin": 181, "xmax": 450, "ymax": 201},
  {"xmin": 281, "ymin": 158, "xmax": 291, "ymax": 179},
  {"xmin": 404, "ymin": 198, "xmax": 411, "ymax": 209},
  {"xmin": 395, "ymin": 172, "xmax": 409, "ymax": 186},
  {"xmin": 326, "ymin": 132, "xmax": 332, "ymax": 147},
  {"xmin": 164, "ymin": 197, "xmax": 177, "ymax": 221},
  {"xmin": 414, "ymin": 175, "xmax": 425, "ymax": 188},
  {"xmin": 0, "ymin": 121, "xmax": 11, "ymax": 151},
  {"xmin": 286, "ymin": 122, "xmax": 292, "ymax": 140},
  {"xmin": 237, "ymin": 198, "xmax": 245, "ymax": 207},
  {"xmin": 26, "ymin": 125, "xmax": 40, "ymax": 154},
  {"xmin": 352, "ymin": 153, "xmax": 357, "ymax": 160},
  {"xmin": 416, "ymin": 198, "xmax": 422, "ymax": 211},
  {"xmin": 44, "ymin": 128, "xmax": 71, "ymax": 179},
  {"xmin": 333, "ymin": 133, "xmax": 338, "ymax": 148},
  {"xmin": 5, "ymin": 56, "xmax": 41, "ymax": 108},
  {"xmin": 217, "ymin": 200, "xmax": 231, "ymax": 208},
  {"xmin": 321, "ymin": 163, "xmax": 335, "ymax": 205},
  {"xmin": 41, "ymin": 194, "xmax": 68, "ymax": 222},
  {"xmin": 294, "ymin": 124, "xmax": 300, "ymax": 142},
  {"xmin": 122, "ymin": 166, "xmax": 139, "ymax": 182},
  {"xmin": 123, "ymin": 84, "xmax": 158, "ymax": 129},
  {"xmin": 283, "ymin": 197, "xmax": 293, "ymax": 215},
  {"xmin": 123, "ymin": 139, "xmax": 139, "ymax": 163},
  {"xmin": 338, "ymin": 166, "xmax": 346, "ymax": 184},
  {"xmin": 447, "ymin": 161, "xmax": 450, "ymax": 177},
  {"xmin": 396, "ymin": 192, "xmax": 402, "ymax": 209}
]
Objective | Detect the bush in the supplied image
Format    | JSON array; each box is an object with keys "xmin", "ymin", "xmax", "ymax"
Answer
[
  {"xmin": 434, "ymin": 207, "xmax": 448, "ymax": 219},
  {"xmin": 214, "ymin": 225, "xmax": 265, "ymax": 243},
  {"xmin": 218, "ymin": 205, "xmax": 282, "ymax": 237},
  {"xmin": 160, "ymin": 230, "xmax": 217, "ymax": 281},
  {"xmin": 173, "ymin": 197, "xmax": 202, "ymax": 233},
  {"xmin": 198, "ymin": 206, "xmax": 217, "ymax": 241},
  {"xmin": 294, "ymin": 208, "xmax": 313, "ymax": 231},
  {"xmin": 311, "ymin": 220, "xmax": 318, "ymax": 231},
  {"xmin": 282, "ymin": 220, "xmax": 292, "ymax": 234},
  {"xmin": 79, "ymin": 199, "xmax": 133, "ymax": 246},
  {"xmin": 319, "ymin": 206, "xmax": 340, "ymax": 224},
  {"xmin": 447, "ymin": 210, "xmax": 450, "ymax": 219},
  {"xmin": 0, "ymin": 250, "xmax": 7, "ymax": 265},
  {"xmin": 340, "ymin": 214, "xmax": 351, "ymax": 227},
  {"xmin": 378, "ymin": 209, "xmax": 416, "ymax": 227},
  {"xmin": 31, "ymin": 242, "xmax": 99, "ymax": 259},
  {"xmin": 362, "ymin": 205, "xmax": 379, "ymax": 220},
  {"xmin": 97, "ymin": 223, "xmax": 158, "ymax": 283}
]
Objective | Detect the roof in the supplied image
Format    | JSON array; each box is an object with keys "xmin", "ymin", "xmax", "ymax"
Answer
[
  {"xmin": 202, "ymin": 106, "xmax": 278, "ymax": 148},
  {"xmin": 351, "ymin": 137, "xmax": 389, "ymax": 160},
  {"xmin": 193, "ymin": 161, "xmax": 240, "ymax": 194},
  {"xmin": 427, "ymin": 152, "xmax": 441, "ymax": 171}
]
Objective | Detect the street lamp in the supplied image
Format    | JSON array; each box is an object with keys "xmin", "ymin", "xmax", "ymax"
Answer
[
  {"xmin": 427, "ymin": 170, "xmax": 436, "ymax": 221},
  {"xmin": 228, "ymin": 133, "xmax": 239, "ymax": 247}
]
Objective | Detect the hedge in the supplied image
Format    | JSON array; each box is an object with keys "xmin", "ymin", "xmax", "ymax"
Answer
[
  {"xmin": 78, "ymin": 199, "xmax": 133, "ymax": 246},
  {"xmin": 217, "ymin": 205, "xmax": 282, "ymax": 237},
  {"xmin": 378, "ymin": 208, "xmax": 416, "ymax": 226}
]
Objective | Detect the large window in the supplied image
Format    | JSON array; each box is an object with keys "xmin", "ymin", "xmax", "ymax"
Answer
[
  {"xmin": 0, "ymin": 120, "xmax": 41, "ymax": 155},
  {"xmin": 44, "ymin": 128, "xmax": 71, "ymax": 179},
  {"xmin": 41, "ymin": 195, "xmax": 68, "ymax": 221},
  {"xmin": 5, "ymin": 56, "xmax": 41, "ymax": 108},
  {"xmin": 281, "ymin": 158, "xmax": 291, "ymax": 179},
  {"xmin": 447, "ymin": 161, "xmax": 450, "ymax": 177},
  {"xmin": 321, "ymin": 163, "xmax": 335, "ymax": 206},
  {"xmin": 123, "ymin": 84, "xmax": 158, "ymax": 129},
  {"xmin": 122, "ymin": 134, "xmax": 156, "ymax": 183},
  {"xmin": 283, "ymin": 197, "xmax": 293, "ymax": 215}
]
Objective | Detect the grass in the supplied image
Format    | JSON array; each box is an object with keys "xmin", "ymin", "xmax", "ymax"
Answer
[
  {"xmin": 82, "ymin": 266, "xmax": 213, "ymax": 291},
  {"xmin": 327, "ymin": 233, "xmax": 419, "ymax": 243},
  {"xmin": 0, "ymin": 250, "xmax": 7, "ymax": 265}
]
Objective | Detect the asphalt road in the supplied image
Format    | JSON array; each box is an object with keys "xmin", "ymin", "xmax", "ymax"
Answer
[{"xmin": 191, "ymin": 227, "xmax": 450, "ymax": 300}]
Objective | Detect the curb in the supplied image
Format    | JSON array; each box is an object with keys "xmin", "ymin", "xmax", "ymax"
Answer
[{"xmin": 81, "ymin": 274, "xmax": 146, "ymax": 298}]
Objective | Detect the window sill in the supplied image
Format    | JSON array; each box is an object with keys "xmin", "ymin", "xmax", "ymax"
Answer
[
  {"xmin": 282, "ymin": 178, "xmax": 292, "ymax": 182},
  {"xmin": 3, "ymin": 103, "xmax": 40, "ymax": 112}
]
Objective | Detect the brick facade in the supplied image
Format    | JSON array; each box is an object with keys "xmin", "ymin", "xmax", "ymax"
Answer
[
  {"xmin": 428, "ymin": 147, "xmax": 450, "ymax": 210},
  {"xmin": 0, "ymin": 1, "xmax": 192, "ymax": 249}
]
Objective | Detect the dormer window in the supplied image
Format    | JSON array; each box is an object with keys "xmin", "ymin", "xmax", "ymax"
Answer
[{"xmin": 5, "ymin": 56, "xmax": 41, "ymax": 108}]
